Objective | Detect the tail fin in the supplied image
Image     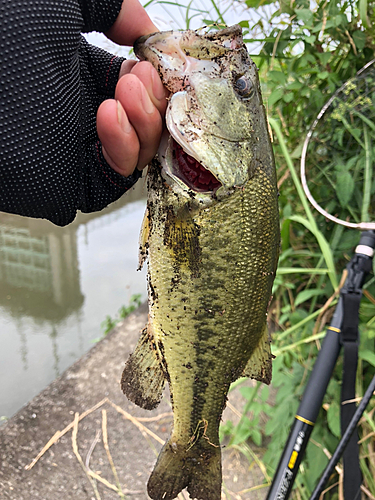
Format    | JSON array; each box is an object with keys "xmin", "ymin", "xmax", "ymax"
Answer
[{"xmin": 147, "ymin": 437, "xmax": 222, "ymax": 500}]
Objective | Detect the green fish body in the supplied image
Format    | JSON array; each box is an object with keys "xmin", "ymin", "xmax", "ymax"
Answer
[{"xmin": 121, "ymin": 25, "xmax": 280, "ymax": 500}]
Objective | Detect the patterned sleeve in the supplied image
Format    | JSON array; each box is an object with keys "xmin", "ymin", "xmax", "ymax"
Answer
[{"xmin": 0, "ymin": 0, "xmax": 141, "ymax": 227}]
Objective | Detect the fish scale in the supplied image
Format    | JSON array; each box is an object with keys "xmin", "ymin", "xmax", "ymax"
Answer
[{"xmin": 121, "ymin": 25, "xmax": 280, "ymax": 500}]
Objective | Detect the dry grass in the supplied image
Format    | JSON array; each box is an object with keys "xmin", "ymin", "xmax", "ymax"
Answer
[
  {"xmin": 25, "ymin": 398, "xmax": 178, "ymax": 499},
  {"xmin": 24, "ymin": 397, "xmax": 269, "ymax": 500}
]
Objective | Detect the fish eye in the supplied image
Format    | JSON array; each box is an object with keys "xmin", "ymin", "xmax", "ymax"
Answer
[{"xmin": 234, "ymin": 77, "xmax": 254, "ymax": 98}]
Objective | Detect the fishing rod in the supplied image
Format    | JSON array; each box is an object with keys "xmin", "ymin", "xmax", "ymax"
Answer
[
  {"xmin": 310, "ymin": 368, "xmax": 375, "ymax": 500},
  {"xmin": 266, "ymin": 230, "xmax": 375, "ymax": 500},
  {"xmin": 266, "ymin": 59, "xmax": 375, "ymax": 500}
]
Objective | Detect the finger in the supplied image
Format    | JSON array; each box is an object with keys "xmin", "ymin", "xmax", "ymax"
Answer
[
  {"xmin": 119, "ymin": 59, "xmax": 137, "ymax": 79},
  {"xmin": 130, "ymin": 61, "xmax": 169, "ymax": 116},
  {"xmin": 105, "ymin": 0, "xmax": 157, "ymax": 46},
  {"xmin": 115, "ymin": 73, "xmax": 163, "ymax": 170},
  {"xmin": 97, "ymin": 99, "xmax": 140, "ymax": 177}
]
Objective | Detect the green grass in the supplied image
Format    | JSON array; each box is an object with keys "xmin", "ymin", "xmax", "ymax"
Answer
[
  {"xmin": 101, "ymin": 294, "xmax": 143, "ymax": 335},
  {"xmin": 93, "ymin": 294, "xmax": 143, "ymax": 343}
]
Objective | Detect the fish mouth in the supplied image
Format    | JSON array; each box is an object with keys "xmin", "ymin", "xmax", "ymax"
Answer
[
  {"xmin": 172, "ymin": 138, "xmax": 221, "ymax": 192},
  {"xmin": 134, "ymin": 28, "xmax": 242, "ymax": 94},
  {"xmin": 159, "ymin": 132, "xmax": 222, "ymax": 194},
  {"xmin": 134, "ymin": 26, "xmax": 243, "ymax": 64}
]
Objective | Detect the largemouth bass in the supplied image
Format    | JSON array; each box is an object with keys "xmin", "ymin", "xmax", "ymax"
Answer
[{"xmin": 121, "ymin": 25, "xmax": 280, "ymax": 500}]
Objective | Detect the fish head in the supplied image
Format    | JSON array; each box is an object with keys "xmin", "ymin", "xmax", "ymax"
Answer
[{"xmin": 135, "ymin": 25, "xmax": 267, "ymax": 204}]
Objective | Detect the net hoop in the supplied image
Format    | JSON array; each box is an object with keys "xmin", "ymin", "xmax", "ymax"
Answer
[{"xmin": 300, "ymin": 58, "xmax": 375, "ymax": 230}]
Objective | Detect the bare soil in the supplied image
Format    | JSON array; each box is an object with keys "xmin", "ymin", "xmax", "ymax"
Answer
[{"xmin": 0, "ymin": 303, "xmax": 268, "ymax": 500}]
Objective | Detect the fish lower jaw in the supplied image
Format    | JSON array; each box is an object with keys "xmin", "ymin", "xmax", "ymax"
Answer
[{"xmin": 157, "ymin": 131, "xmax": 223, "ymax": 201}]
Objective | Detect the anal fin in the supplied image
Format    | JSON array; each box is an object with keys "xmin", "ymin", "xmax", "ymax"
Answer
[
  {"xmin": 121, "ymin": 325, "xmax": 166, "ymax": 410},
  {"xmin": 241, "ymin": 323, "xmax": 273, "ymax": 384}
]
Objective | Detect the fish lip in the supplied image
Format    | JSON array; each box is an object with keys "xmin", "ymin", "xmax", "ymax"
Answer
[
  {"xmin": 134, "ymin": 25, "xmax": 245, "ymax": 60},
  {"xmin": 134, "ymin": 31, "xmax": 191, "ymax": 89},
  {"xmin": 136, "ymin": 31, "xmax": 223, "ymax": 195},
  {"xmin": 134, "ymin": 31, "xmax": 186, "ymax": 65},
  {"xmin": 134, "ymin": 31, "xmax": 173, "ymax": 60},
  {"xmin": 138, "ymin": 26, "xmax": 251, "ymax": 196}
]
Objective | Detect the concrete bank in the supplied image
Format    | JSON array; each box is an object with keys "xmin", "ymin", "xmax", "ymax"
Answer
[{"xmin": 0, "ymin": 304, "xmax": 266, "ymax": 500}]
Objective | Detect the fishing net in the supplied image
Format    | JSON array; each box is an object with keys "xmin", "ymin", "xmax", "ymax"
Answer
[{"xmin": 301, "ymin": 59, "xmax": 375, "ymax": 230}]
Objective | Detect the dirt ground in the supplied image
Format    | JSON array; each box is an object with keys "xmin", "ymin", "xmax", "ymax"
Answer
[{"xmin": 0, "ymin": 303, "xmax": 269, "ymax": 500}]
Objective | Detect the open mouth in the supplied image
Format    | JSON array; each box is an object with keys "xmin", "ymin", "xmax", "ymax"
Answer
[{"xmin": 172, "ymin": 139, "xmax": 221, "ymax": 192}]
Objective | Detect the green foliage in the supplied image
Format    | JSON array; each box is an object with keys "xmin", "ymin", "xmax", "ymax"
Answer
[
  {"xmin": 245, "ymin": 122, "xmax": 374, "ymax": 498},
  {"xmin": 117, "ymin": 294, "xmax": 143, "ymax": 319},
  {"xmin": 259, "ymin": 0, "xmax": 375, "ymax": 120},
  {"xmin": 253, "ymin": 9, "xmax": 375, "ymax": 496},
  {"xmin": 97, "ymin": 294, "xmax": 143, "ymax": 340},
  {"xmin": 218, "ymin": 3, "xmax": 375, "ymax": 489},
  {"xmin": 220, "ymin": 382, "xmax": 268, "ymax": 447}
]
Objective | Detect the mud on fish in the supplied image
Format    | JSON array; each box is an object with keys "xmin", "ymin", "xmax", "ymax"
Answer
[{"xmin": 121, "ymin": 24, "xmax": 280, "ymax": 500}]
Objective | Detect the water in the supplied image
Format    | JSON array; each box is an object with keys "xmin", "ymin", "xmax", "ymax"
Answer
[{"xmin": 0, "ymin": 184, "xmax": 147, "ymax": 420}]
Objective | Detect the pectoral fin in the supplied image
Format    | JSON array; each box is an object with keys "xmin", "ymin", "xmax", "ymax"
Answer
[
  {"xmin": 241, "ymin": 324, "xmax": 273, "ymax": 384},
  {"xmin": 121, "ymin": 325, "xmax": 166, "ymax": 410}
]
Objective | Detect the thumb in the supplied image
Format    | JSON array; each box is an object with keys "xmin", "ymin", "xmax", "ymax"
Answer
[{"xmin": 105, "ymin": 0, "xmax": 158, "ymax": 46}]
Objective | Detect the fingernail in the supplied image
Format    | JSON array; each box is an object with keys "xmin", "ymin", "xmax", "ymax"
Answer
[
  {"xmin": 141, "ymin": 84, "xmax": 155, "ymax": 114},
  {"xmin": 116, "ymin": 100, "xmax": 132, "ymax": 133},
  {"xmin": 119, "ymin": 59, "xmax": 137, "ymax": 79},
  {"xmin": 151, "ymin": 70, "xmax": 167, "ymax": 101}
]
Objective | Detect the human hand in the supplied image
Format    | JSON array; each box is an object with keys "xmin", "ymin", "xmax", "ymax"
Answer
[{"xmin": 96, "ymin": 0, "xmax": 169, "ymax": 177}]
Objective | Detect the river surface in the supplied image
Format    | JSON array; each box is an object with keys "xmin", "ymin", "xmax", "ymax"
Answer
[
  {"xmin": 0, "ymin": 184, "xmax": 147, "ymax": 420},
  {"xmin": 0, "ymin": 0, "xmax": 257, "ymax": 421}
]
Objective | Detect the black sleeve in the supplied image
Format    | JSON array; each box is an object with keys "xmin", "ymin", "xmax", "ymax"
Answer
[{"xmin": 0, "ymin": 0, "xmax": 142, "ymax": 227}]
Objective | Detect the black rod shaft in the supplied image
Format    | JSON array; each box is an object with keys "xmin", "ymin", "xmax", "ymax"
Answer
[
  {"xmin": 310, "ymin": 374, "xmax": 375, "ymax": 500},
  {"xmin": 266, "ymin": 231, "xmax": 375, "ymax": 500},
  {"xmin": 265, "ymin": 325, "xmax": 342, "ymax": 500}
]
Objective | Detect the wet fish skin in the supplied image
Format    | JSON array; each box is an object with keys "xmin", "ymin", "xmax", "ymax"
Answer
[{"xmin": 121, "ymin": 25, "xmax": 279, "ymax": 500}]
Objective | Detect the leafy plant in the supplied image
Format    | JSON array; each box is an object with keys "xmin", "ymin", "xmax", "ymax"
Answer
[
  {"xmin": 224, "ymin": 127, "xmax": 374, "ymax": 498},
  {"xmin": 254, "ymin": 8, "xmax": 375, "ymax": 495},
  {"xmin": 97, "ymin": 294, "xmax": 143, "ymax": 339}
]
